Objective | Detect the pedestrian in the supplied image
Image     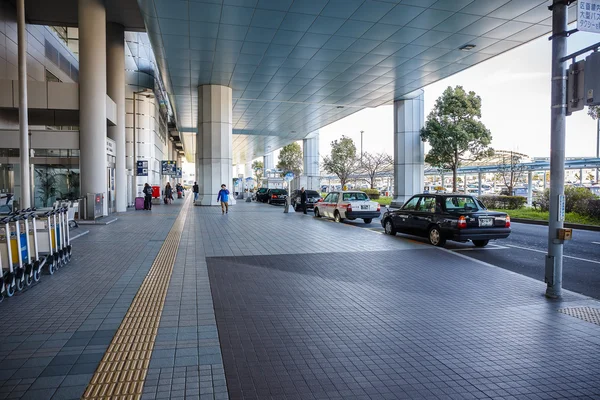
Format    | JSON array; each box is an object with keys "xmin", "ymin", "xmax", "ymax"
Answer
[
  {"xmin": 143, "ymin": 183, "xmax": 153, "ymax": 210},
  {"xmin": 164, "ymin": 182, "xmax": 173, "ymax": 204},
  {"xmin": 217, "ymin": 184, "xmax": 230, "ymax": 214},
  {"xmin": 300, "ymin": 187, "xmax": 307, "ymax": 214},
  {"xmin": 193, "ymin": 182, "xmax": 199, "ymax": 202}
]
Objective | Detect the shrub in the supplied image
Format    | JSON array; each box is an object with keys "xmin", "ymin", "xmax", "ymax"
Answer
[
  {"xmin": 361, "ymin": 188, "xmax": 380, "ymax": 199},
  {"xmin": 574, "ymin": 199, "xmax": 600, "ymax": 219},
  {"xmin": 479, "ymin": 195, "xmax": 526, "ymax": 210},
  {"xmin": 564, "ymin": 186, "xmax": 595, "ymax": 213}
]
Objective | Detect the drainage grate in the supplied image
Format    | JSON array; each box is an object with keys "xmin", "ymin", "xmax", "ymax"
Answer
[{"xmin": 558, "ymin": 307, "xmax": 600, "ymax": 326}]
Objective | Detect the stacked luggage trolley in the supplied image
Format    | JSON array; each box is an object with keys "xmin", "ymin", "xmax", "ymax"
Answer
[{"xmin": 0, "ymin": 205, "xmax": 72, "ymax": 301}]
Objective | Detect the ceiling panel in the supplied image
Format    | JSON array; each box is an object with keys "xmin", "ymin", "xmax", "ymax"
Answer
[{"xmin": 137, "ymin": 0, "xmax": 577, "ymax": 164}]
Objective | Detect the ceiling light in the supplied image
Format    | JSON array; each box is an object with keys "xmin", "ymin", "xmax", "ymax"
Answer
[
  {"xmin": 337, "ymin": 106, "xmax": 344, "ymax": 109},
  {"xmin": 291, "ymin": 131, "xmax": 296, "ymax": 133},
  {"xmin": 459, "ymin": 44, "xmax": 476, "ymax": 51}
]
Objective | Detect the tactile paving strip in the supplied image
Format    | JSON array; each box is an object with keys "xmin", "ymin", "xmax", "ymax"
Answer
[
  {"xmin": 558, "ymin": 306, "xmax": 600, "ymax": 326},
  {"xmin": 82, "ymin": 198, "xmax": 189, "ymax": 399}
]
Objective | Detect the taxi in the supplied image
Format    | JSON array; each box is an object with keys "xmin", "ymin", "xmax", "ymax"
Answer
[{"xmin": 314, "ymin": 191, "xmax": 381, "ymax": 224}]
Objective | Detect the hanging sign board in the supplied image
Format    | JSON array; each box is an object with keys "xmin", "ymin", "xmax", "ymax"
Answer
[
  {"xmin": 161, "ymin": 160, "xmax": 177, "ymax": 176},
  {"xmin": 136, "ymin": 160, "xmax": 148, "ymax": 176},
  {"xmin": 577, "ymin": 0, "xmax": 600, "ymax": 33},
  {"xmin": 175, "ymin": 167, "xmax": 182, "ymax": 178}
]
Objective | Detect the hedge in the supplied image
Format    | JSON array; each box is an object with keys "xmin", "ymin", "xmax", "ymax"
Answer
[
  {"xmin": 536, "ymin": 187, "xmax": 596, "ymax": 213},
  {"xmin": 361, "ymin": 188, "xmax": 380, "ymax": 199},
  {"xmin": 479, "ymin": 195, "xmax": 526, "ymax": 210}
]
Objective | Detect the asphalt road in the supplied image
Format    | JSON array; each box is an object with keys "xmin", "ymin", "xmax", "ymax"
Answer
[{"xmin": 347, "ymin": 214, "xmax": 600, "ymax": 300}]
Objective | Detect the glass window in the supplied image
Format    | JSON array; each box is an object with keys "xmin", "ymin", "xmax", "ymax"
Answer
[
  {"xmin": 402, "ymin": 196, "xmax": 420, "ymax": 211},
  {"xmin": 418, "ymin": 196, "xmax": 436, "ymax": 212},
  {"xmin": 342, "ymin": 192, "xmax": 368, "ymax": 201},
  {"xmin": 444, "ymin": 196, "xmax": 480, "ymax": 211},
  {"xmin": 330, "ymin": 193, "xmax": 339, "ymax": 203},
  {"xmin": 323, "ymin": 193, "xmax": 333, "ymax": 202}
]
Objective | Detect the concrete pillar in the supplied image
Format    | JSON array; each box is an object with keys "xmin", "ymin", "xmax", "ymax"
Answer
[
  {"xmin": 196, "ymin": 85, "xmax": 232, "ymax": 205},
  {"xmin": 107, "ymin": 23, "xmax": 126, "ymax": 212},
  {"xmin": 580, "ymin": 168, "xmax": 584, "ymax": 184},
  {"xmin": 478, "ymin": 172, "xmax": 482, "ymax": 196},
  {"xmin": 17, "ymin": 0, "xmax": 30, "ymax": 209},
  {"xmin": 544, "ymin": 171, "xmax": 547, "ymax": 189},
  {"xmin": 264, "ymin": 153, "xmax": 274, "ymax": 171},
  {"xmin": 463, "ymin": 174, "xmax": 467, "ymax": 192},
  {"xmin": 303, "ymin": 134, "xmax": 320, "ymax": 190},
  {"xmin": 79, "ymin": 0, "xmax": 107, "ymax": 215},
  {"xmin": 527, "ymin": 171, "xmax": 533, "ymax": 207},
  {"xmin": 392, "ymin": 90, "xmax": 424, "ymax": 206}
]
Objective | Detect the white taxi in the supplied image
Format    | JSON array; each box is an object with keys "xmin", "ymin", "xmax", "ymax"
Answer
[{"xmin": 314, "ymin": 191, "xmax": 381, "ymax": 224}]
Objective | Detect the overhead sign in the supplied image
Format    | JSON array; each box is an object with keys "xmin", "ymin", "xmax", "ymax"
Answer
[
  {"xmin": 577, "ymin": 0, "xmax": 600, "ymax": 33},
  {"xmin": 175, "ymin": 167, "xmax": 182, "ymax": 178},
  {"xmin": 136, "ymin": 160, "xmax": 148, "ymax": 176},
  {"xmin": 106, "ymin": 138, "xmax": 116, "ymax": 157},
  {"xmin": 161, "ymin": 160, "xmax": 177, "ymax": 176},
  {"xmin": 284, "ymin": 172, "xmax": 294, "ymax": 182}
]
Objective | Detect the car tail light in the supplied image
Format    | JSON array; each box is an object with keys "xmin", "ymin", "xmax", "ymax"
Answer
[
  {"xmin": 458, "ymin": 216, "xmax": 467, "ymax": 229},
  {"xmin": 377, "ymin": 204, "xmax": 380, "ymax": 212},
  {"xmin": 272, "ymin": 194, "xmax": 277, "ymax": 199},
  {"xmin": 317, "ymin": 198, "xmax": 323, "ymax": 202},
  {"xmin": 347, "ymin": 204, "xmax": 352, "ymax": 213},
  {"xmin": 505, "ymin": 215, "xmax": 511, "ymax": 228}
]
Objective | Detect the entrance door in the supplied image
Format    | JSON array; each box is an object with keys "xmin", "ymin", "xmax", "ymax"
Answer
[{"xmin": 107, "ymin": 166, "xmax": 116, "ymax": 214}]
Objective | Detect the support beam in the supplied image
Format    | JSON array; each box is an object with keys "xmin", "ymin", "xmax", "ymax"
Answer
[
  {"xmin": 545, "ymin": 0, "xmax": 567, "ymax": 299},
  {"xmin": 392, "ymin": 90, "xmax": 424, "ymax": 206},
  {"xmin": 17, "ymin": 0, "xmax": 30, "ymax": 208},
  {"xmin": 196, "ymin": 85, "xmax": 232, "ymax": 205},
  {"xmin": 107, "ymin": 23, "xmax": 126, "ymax": 212},
  {"xmin": 78, "ymin": 0, "xmax": 107, "ymax": 216}
]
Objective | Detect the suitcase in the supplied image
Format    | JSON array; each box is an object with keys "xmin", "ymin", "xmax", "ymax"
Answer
[{"xmin": 135, "ymin": 197, "xmax": 145, "ymax": 210}]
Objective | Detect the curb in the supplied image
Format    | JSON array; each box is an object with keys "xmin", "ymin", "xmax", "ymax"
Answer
[{"xmin": 511, "ymin": 218, "xmax": 600, "ymax": 232}]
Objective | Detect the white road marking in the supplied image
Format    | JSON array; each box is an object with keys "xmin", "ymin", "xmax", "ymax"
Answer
[
  {"xmin": 453, "ymin": 245, "xmax": 510, "ymax": 251},
  {"xmin": 505, "ymin": 244, "xmax": 600, "ymax": 265},
  {"xmin": 70, "ymin": 230, "xmax": 90, "ymax": 241},
  {"xmin": 593, "ymin": 242, "xmax": 600, "ymax": 245}
]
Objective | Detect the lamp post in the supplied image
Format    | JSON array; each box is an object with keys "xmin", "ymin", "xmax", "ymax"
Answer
[
  {"xmin": 360, "ymin": 130, "xmax": 364, "ymax": 162},
  {"xmin": 131, "ymin": 88, "xmax": 154, "ymax": 207}
]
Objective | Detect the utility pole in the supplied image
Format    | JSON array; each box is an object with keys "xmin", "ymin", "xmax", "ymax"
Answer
[{"xmin": 545, "ymin": 0, "xmax": 568, "ymax": 299}]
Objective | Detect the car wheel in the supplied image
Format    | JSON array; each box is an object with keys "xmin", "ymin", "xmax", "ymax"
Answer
[
  {"xmin": 314, "ymin": 208, "xmax": 321, "ymax": 218},
  {"xmin": 428, "ymin": 226, "xmax": 446, "ymax": 247},
  {"xmin": 334, "ymin": 211, "xmax": 344, "ymax": 223},
  {"xmin": 384, "ymin": 219, "xmax": 396, "ymax": 236},
  {"xmin": 473, "ymin": 239, "xmax": 489, "ymax": 248}
]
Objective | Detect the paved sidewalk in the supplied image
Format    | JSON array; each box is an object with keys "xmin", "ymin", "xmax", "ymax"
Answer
[{"xmin": 1, "ymin": 199, "xmax": 599, "ymax": 400}]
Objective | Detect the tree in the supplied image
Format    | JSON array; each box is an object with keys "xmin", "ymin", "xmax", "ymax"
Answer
[
  {"xmin": 420, "ymin": 86, "xmax": 494, "ymax": 192},
  {"xmin": 499, "ymin": 151, "xmax": 525, "ymax": 195},
  {"xmin": 252, "ymin": 160, "xmax": 264, "ymax": 185},
  {"xmin": 360, "ymin": 152, "xmax": 393, "ymax": 189},
  {"xmin": 35, "ymin": 168, "xmax": 57, "ymax": 207},
  {"xmin": 276, "ymin": 142, "xmax": 303, "ymax": 177},
  {"xmin": 322, "ymin": 136, "xmax": 361, "ymax": 189}
]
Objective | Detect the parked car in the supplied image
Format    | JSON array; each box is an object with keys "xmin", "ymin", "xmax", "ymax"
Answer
[
  {"xmin": 290, "ymin": 189, "xmax": 322, "ymax": 211},
  {"xmin": 381, "ymin": 194, "xmax": 511, "ymax": 247},
  {"xmin": 313, "ymin": 191, "xmax": 380, "ymax": 224},
  {"xmin": 266, "ymin": 188, "xmax": 288, "ymax": 205},
  {"xmin": 254, "ymin": 187, "xmax": 269, "ymax": 202}
]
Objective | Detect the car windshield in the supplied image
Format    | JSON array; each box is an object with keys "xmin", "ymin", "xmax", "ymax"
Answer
[
  {"xmin": 444, "ymin": 196, "xmax": 481, "ymax": 211},
  {"xmin": 342, "ymin": 192, "xmax": 369, "ymax": 201},
  {"xmin": 306, "ymin": 190, "xmax": 320, "ymax": 197},
  {"xmin": 258, "ymin": 188, "xmax": 267, "ymax": 193},
  {"xmin": 270, "ymin": 189, "xmax": 286, "ymax": 194}
]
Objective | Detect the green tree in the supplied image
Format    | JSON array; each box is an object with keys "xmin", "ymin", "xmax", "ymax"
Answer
[
  {"xmin": 420, "ymin": 86, "xmax": 494, "ymax": 192},
  {"xmin": 252, "ymin": 160, "xmax": 264, "ymax": 185},
  {"xmin": 322, "ymin": 136, "xmax": 360, "ymax": 189},
  {"xmin": 360, "ymin": 152, "xmax": 393, "ymax": 189},
  {"xmin": 277, "ymin": 142, "xmax": 303, "ymax": 177}
]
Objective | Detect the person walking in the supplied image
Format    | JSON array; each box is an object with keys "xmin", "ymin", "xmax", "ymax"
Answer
[
  {"xmin": 193, "ymin": 182, "xmax": 199, "ymax": 202},
  {"xmin": 143, "ymin": 183, "xmax": 153, "ymax": 210},
  {"xmin": 300, "ymin": 187, "xmax": 308, "ymax": 214},
  {"xmin": 217, "ymin": 184, "xmax": 230, "ymax": 214},
  {"xmin": 164, "ymin": 182, "xmax": 173, "ymax": 204}
]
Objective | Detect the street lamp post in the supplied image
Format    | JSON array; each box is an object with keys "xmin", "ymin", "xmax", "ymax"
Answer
[{"xmin": 360, "ymin": 130, "xmax": 364, "ymax": 162}]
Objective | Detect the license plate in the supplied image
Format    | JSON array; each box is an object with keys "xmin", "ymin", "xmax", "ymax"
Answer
[
  {"xmin": 479, "ymin": 218, "xmax": 493, "ymax": 227},
  {"xmin": 361, "ymin": 205, "xmax": 369, "ymax": 210}
]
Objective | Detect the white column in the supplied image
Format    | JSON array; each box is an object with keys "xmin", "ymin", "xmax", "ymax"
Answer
[
  {"xmin": 17, "ymin": 0, "xmax": 30, "ymax": 208},
  {"xmin": 107, "ymin": 23, "xmax": 126, "ymax": 212},
  {"xmin": 245, "ymin": 162, "xmax": 253, "ymax": 191},
  {"xmin": 79, "ymin": 0, "xmax": 107, "ymax": 215},
  {"xmin": 478, "ymin": 172, "xmax": 482, "ymax": 196},
  {"xmin": 196, "ymin": 85, "xmax": 232, "ymax": 205},
  {"xmin": 303, "ymin": 134, "xmax": 320, "ymax": 190},
  {"xmin": 527, "ymin": 171, "xmax": 533, "ymax": 207},
  {"xmin": 393, "ymin": 90, "xmax": 424, "ymax": 206}
]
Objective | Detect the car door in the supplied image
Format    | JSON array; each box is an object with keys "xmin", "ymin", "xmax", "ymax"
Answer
[
  {"xmin": 393, "ymin": 196, "xmax": 421, "ymax": 233},
  {"xmin": 412, "ymin": 196, "xmax": 436, "ymax": 234},
  {"xmin": 319, "ymin": 193, "xmax": 333, "ymax": 216},
  {"xmin": 327, "ymin": 193, "xmax": 339, "ymax": 218}
]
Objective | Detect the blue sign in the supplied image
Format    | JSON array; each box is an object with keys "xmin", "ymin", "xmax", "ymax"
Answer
[
  {"xmin": 284, "ymin": 172, "xmax": 294, "ymax": 182},
  {"xmin": 175, "ymin": 167, "xmax": 182, "ymax": 178},
  {"xmin": 136, "ymin": 160, "xmax": 148, "ymax": 176},
  {"xmin": 161, "ymin": 161, "xmax": 177, "ymax": 176},
  {"xmin": 245, "ymin": 177, "xmax": 253, "ymax": 182}
]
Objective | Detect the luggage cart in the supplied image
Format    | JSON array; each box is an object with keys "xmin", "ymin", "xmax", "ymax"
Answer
[
  {"xmin": 0, "ymin": 215, "xmax": 24, "ymax": 294},
  {"xmin": 16, "ymin": 212, "xmax": 36, "ymax": 287},
  {"xmin": 56, "ymin": 207, "xmax": 70, "ymax": 264},
  {"xmin": 35, "ymin": 210, "xmax": 57, "ymax": 275},
  {"xmin": 23, "ymin": 209, "xmax": 46, "ymax": 283},
  {"xmin": 0, "ymin": 216, "xmax": 11, "ymax": 298}
]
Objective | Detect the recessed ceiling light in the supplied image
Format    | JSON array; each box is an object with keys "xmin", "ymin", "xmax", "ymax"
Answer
[
  {"xmin": 459, "ymin": 44, "xmax": 476, "ymax": 51},
  {"xmin": 337, "ymin": 106, "xmax": 344, "ymax": 109}
]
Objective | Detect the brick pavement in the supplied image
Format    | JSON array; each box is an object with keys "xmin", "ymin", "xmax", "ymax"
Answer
[{"xmin": 2, "ymin": 199, "xmax": 600, "ymax": 400}]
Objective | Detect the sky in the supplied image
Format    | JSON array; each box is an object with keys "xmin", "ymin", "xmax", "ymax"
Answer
[{"xmin": 317, "ymin": 27, "xmax": 600, "ymax": 161}]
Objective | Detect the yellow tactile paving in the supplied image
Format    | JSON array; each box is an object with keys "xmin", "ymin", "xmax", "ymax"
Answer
[{"xmin": 82, "ymin": 198, "xmax": 190, "ymax": 400}]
